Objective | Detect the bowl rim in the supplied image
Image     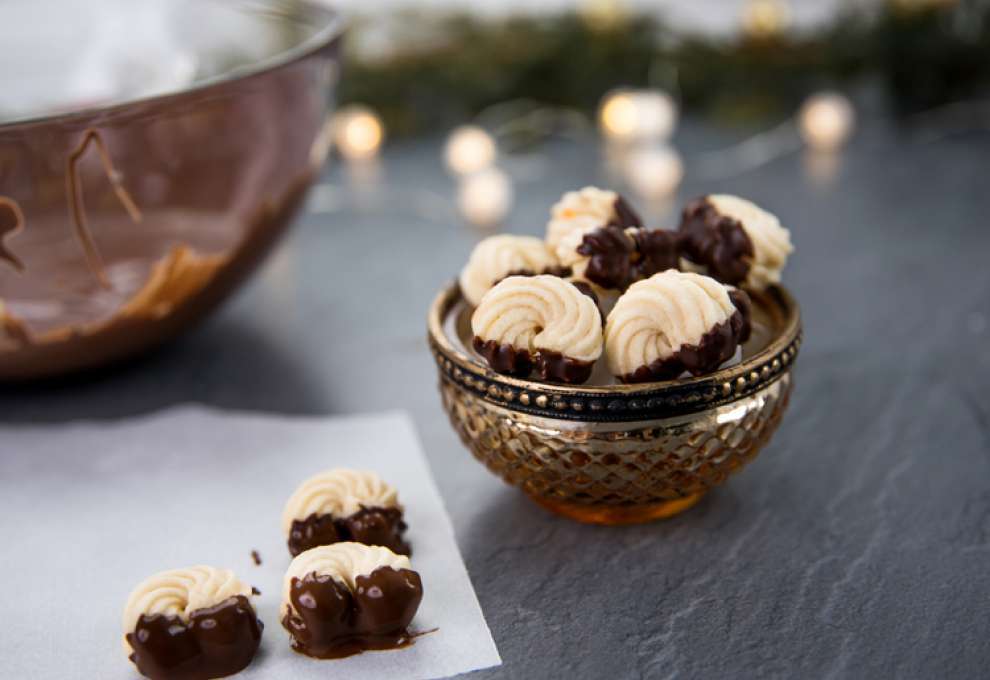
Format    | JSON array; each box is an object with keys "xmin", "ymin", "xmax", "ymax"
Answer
[
  {"xmin": 428, "ymin": 280, "xmax": 802, "ymax": 422},
  {"xmin": 0, "ymin": 0, "xmax": 344, "ymax": 130}
]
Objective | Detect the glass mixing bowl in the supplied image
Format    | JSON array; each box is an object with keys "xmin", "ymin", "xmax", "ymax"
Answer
[{"xmin": 0, "ymin": 0, "xmax": 342, "ymax": 379}]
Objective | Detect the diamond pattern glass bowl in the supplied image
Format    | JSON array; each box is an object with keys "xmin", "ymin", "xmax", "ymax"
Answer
[{"xmin": 428, "ymin": 281, "xmax": 801, "ymax": 525}]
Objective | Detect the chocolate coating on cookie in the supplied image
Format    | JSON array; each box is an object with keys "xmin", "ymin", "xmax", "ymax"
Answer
[
  {"xmin": 577, "ymin": 226, "xmax": 680, "ymax": 290},
  {"xmin": 472, "ymin": 336, "xmax": 534, "ymax": 377},
  {"xmin": 727, "ymin": 287, "xmax": 753, "ymax": 344},
  {"xmin": 289, "ymin": 507, "xmax": 410, "ymax": 557},
  {"xmin": 534, "ymin": 350, "xmax": 595, "ymax": 384},
  {"xmin": 127, "ymin": 596, "xmax": 262, "ymax": 680},
  {"xmin": 471, "ymin": 275, "xmax": 603, "ymax": 384},
  {"xmin": 472, "ymin": 338, "xmax": 595, "ymax": 384},
  {"xmin": 283, "ymin": 469, "xmax": 409, "ymax": 556},
  {"xmin": 610, "ymin": 194, "xmax": 643, "ymax": 229},
  {"xmin": 282, "ymin": 567, "xmax": 423, "ymax": 659},
  {"xmin": 618, "ymin": 310, "xmax": 746, "ymax": 382},
  {"xmin": 281, "ymin": 544, "xmax": 423, "ymax": 659},
  {"xmin": 678, "ymin": 197, "xmax": 755, "ymax": 285},
  {"xmin": 605, "ymin": 271, "xmax": 747, "ymax": 383},
  {"xmin": 546, "ymin": 187, "xmax": 641, "ymax": 266}
]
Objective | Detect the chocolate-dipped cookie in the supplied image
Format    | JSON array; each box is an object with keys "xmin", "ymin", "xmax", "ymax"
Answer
[
  {"xmin": 122, "ymin": 566, "xmax": 262, "ymax": 680},
  {"xmin": 471, "ymin": 274, "xmax": 603, "ymax": 384},
  {"xmin": 678, "ymin": 194, "xmax": 793, "ymax": 290},
  {"xmin": 575, "ymin": 225, "xmax": 680, "ymax": 291},
  {"xmin": 283, "ymin": 469, "xmax": 410, "ymax": 557},
  {"xmin": 459, "ymin": 235, "xmax": 560, "ymax": 307},
  {"xmin": 545, "ymin": 186, "xmax": 642, "ymax": 269},
  {"xmin": 604, "ymin": 270, "xmax": 749, "ymax": 382},
  {"xmin": 281, "ymin": 543, "xmax": 424, "ymax": 659}
]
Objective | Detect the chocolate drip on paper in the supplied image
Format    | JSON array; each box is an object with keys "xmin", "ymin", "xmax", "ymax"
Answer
[
  {"xmin": 282, "ymin": 567, "xmax": 423, "ymax": 659},
  {"xmin": 618, "ymin": 309, "xmax": 748, "ymax": 383},
  {"xmin": 288, "ymin": 507, "xmax": 410, "ymax": 557},
  {"xmin": 126, "ymin": 595, "xmax": 262, "ymax": 680},
  {"xmin": 678, "ymin": 197, "xmax": 754, "ymax": 285}
]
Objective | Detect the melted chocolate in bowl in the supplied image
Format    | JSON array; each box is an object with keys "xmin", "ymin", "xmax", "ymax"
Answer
[{"xmin": 0, "ymin": 0, "xmax": 342, "ymax": 379}]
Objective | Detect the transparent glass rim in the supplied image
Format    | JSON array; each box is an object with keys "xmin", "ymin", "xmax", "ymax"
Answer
[{"xmin": 0, "ymin": 0, "xmax": 344, "ymax": 129}]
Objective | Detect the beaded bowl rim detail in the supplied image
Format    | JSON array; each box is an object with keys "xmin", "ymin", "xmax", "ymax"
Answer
[{"xmin": 427, "ymin": 280, "xmax": 802, "ymax": 423}]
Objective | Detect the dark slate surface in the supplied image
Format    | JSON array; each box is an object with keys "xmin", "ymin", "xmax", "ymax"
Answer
[{"xmin": 2, "ymin": 116, "xmax": 989, "ymax": 679}]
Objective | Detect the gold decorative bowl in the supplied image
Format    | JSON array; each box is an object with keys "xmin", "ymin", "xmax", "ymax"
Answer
[{"xmin": 428, "ymin": 281, "xmax": 802, "ymax": 525}]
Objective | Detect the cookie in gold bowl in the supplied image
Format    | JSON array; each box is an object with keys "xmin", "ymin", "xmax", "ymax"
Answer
[{"xmin": 428, "ymin": 190, "xmax": 801, "ymax": 525}]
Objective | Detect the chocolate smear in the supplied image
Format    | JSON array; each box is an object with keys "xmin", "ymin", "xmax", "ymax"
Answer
[
  {"xmin": 0, "ymin": 197, "xmax": 25, "ymax": 272},
  {"xmin": 288, "ymin": 507, "xmax": 410, "ymax": 557},
  {"xmin": 619, "ymin": 310, "xmax": 747, "ymax": 383},
  {"xmin": 126, "ymin": 595, "xmax": 262, "ymax": 680},
  {"xmin": 282, "ymin": 567, "xmax": 424, "ymax": 660},
  {"xmin": 678, "ymin": 197, "xmax": 754, "ymax": 285}
]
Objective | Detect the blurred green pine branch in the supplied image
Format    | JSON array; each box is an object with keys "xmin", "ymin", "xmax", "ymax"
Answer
[{"xmin": 339, "ymin": 1, "xmax": 990, "ymax": 136}]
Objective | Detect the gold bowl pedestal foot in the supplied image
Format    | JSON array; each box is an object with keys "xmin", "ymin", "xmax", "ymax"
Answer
[{"xmin": 529, "ymin": 493, "xmax": 706, "ymax": 525}]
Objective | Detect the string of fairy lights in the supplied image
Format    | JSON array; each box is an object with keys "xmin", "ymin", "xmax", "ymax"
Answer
[
  {"xmin": 323, "ymin": 84, "xmax": 856, "ymax": 227},
  {"xmin": 316, "ymin": 0, "xmax": 956, "ymax": 228}
]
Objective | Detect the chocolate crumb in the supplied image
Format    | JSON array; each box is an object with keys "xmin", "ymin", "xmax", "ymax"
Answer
[
  {"xmin": 250, "ymin": 550, "xmax": 262, "ymax": 566},
  {"xmin": 251, "ymin": 586, "xmax": 261, "ymax": 596}
]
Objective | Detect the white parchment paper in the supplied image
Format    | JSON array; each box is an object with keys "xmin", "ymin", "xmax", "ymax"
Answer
[{"xmin": 0, "ymin": 407, "xmax": 500, "ymax": 679}]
